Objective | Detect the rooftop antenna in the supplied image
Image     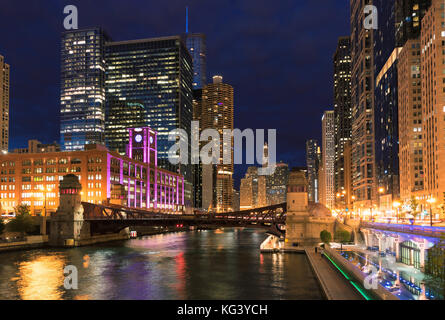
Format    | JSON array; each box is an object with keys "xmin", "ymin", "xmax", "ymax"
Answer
[{"xmin": 186, "ymin": 6, "xmax": 189, "ymax": 33}]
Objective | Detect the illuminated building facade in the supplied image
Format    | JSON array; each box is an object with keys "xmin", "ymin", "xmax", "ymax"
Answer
[
  {"xmin": 60, "ymin": 28, "xmax": 109, "ymax": 151},
  {"xmin": 374, "ymin": 0, "xmax": 401, "ymax": 201},
  {"xmin": 240, "ymin": 167, "xmax": 258, "ymax": 210},
  {"xmin": 350, "ymin": 0, "xmax": 376, "ymax": 208},
  {"xmin": 333, "ymin": 36, "xmax": 352, "ymax": 206},
  {"xmin": 183, "ymin": 33, "xmax": 207, "ymax": 89},
  {"xmin": 266, "ymin": 162, "xmax": 289, "ymax": 205},
  {"xmin": 395, "ymin": 0, "xmax": 432, "ymax": 47},
  {"xmin": 192, "ymin": 89, "xmax": 203, "ymax": 209},
  {"xmin": 104, "ymin": 36, "xmax": 193, "ymax": 159},
  {"xmin": 322, "ymin": 111, "xmax": 335, "ymax": 209},
  {"xmin": 398, "ymin": 39, "xmax": 423, "ymax": 202},
  {"xmin": 0, "ymin": 127, "xmax": 184, "ymax": 215},
  {"xmin": 13, "ymin": 140, "xmax": 61, "ymax": 154},
  {"xmin": 306, "ymin": 139, "xmax": 320, "ymax": 203},
  {"xmin": 421, "ymin": 0, "xmax": 445, "ymax": 206},
  {"xmin": 104, "ymin": 36, "xmax": 194, "ymax": 207},
  {"xmin": 0, "ymin": 54, "xmax": 9, "ymax": 153},
  {"xmin": 201, "ymin": 76, "xmax": 234, "ymax": 212}
]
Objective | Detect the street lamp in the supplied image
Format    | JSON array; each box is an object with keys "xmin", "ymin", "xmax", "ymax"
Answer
[
  {"xmin": 393, "ymin": 201, "xmax": 401, "ymax": 224},
  {"xmin": 371, "ymin": 187, "xmax": 385, "ymax": 222},
  {"xmin": 39, "ymin": 186, "xmax": 53, "ymax": 235},
  {"xmin": 351, "ymin": 196, "xmax": 356, "ymax": 218},
  {"xmin": 427, "ymin": 198, "xmax": 436, "ymax": 227}
]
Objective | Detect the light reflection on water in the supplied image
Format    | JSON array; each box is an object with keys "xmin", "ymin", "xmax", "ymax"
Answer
[
  {"xmin": 0, "ymin": 229, "xmax": 324, "ymax": 300},
  {"xmin": 15, "ymin": 255, "xmax": 66, "ymax": 300}
]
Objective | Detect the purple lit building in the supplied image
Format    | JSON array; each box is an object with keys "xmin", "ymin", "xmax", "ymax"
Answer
[{"xmin": 0, "ymin": 127, "xmax": 185, "ymax": 215}]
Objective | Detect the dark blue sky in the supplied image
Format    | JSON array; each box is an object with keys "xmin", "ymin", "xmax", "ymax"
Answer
[{"xmin": 0, "ymin": 0, "xmax": 350, "ymax": 188}]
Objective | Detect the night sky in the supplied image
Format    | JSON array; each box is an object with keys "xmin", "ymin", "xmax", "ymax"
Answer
[{"xmin": 0, "ymin": 0, "xmax": 350, "ymax": 188}]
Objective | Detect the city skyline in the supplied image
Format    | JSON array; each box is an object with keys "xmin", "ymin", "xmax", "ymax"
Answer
[
  {"xmin": 0, "ymin": 0, "xmax": 444, "ymax": 304},
  {"xmin": 0, "ymin": 1, "xmax": 350, "ymax": 188}
]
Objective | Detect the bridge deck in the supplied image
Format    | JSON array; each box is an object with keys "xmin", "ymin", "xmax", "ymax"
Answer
[{"xmin": 305, "ymin": 248, "xmax": 364, "ymax": 300}]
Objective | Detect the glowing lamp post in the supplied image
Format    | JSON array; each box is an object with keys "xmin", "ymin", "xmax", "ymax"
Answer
[
  {"xmin": 393, "ymin": 201, "xmax": 401, "ymax": 224},
  {"xmin": 351, "ymin": 196, "xmax": 356, "ymax": 218},
  {"xmin": 39, "ymin": 186, "xmax": 53, "ymax": 235},
  {"xmin": 427, "ymin": 198, "xmax": 436, "ymax": 227},
  {"xmin": 370, "ymin": 187, "xmax": 385, "ymax": 221}
]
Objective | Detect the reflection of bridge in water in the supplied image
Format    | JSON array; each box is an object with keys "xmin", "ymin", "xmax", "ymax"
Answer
[{"xmin": 82, "ymin": 202, "xmax": 287, "ymax": 237}]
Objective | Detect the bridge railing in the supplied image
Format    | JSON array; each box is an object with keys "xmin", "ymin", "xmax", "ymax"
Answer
[{"xmin": 361, "ymin": 222, "xmax": 445, "ymax": 238}]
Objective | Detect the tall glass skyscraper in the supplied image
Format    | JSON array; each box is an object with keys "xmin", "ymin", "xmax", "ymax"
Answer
[
  {"xmin": 306, "ymin": 139, "xmax": 320, "ymax": 203},
  {"xmin": 61, "ymin": 31, "xmax": 195, "ymax": 206},
  {"xmin": 0, "ymin": 54, "xmax": 9, "ymax": 153},
  {"xmin": 374, "ymin": 0, "xmax": 400, "ymax": 199},
  {"xmin": 105, "ymin": 36, "xmax": 193, "ymax": 157},
  {"xmin": 333, "ymin": 36, "xmax": 352, "ymax": 205},
  {"xmin": 104, "ymin": 36, "xmax": 194, "ymax": 206},
  {"xmin": 60, "ymin": 28, "xmax": 110, "ymax": 151},
  {"xmin": 183, "ymin": 33, "xmax": 207, "ymax": 89}
]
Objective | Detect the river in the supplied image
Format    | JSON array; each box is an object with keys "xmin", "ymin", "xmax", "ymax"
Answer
[{"xmin": 0, "ymin": 228, "xmax": 324, "ymax": 300}]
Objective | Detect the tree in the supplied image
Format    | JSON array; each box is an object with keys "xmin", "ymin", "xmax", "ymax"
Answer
[
  {"xmin": 423, "ymin": 235, "xmax": 445, "ymax": 299},
  {"xmin": 7, "ymin": 205, "xmax": 35, "ymax": 236},
  {"xmin": 335, "ymin": 230, "xmax": 351, "ymax": 244},
  {"xmin": 320, "ymin": 230, "xmax": 332, "ymax": 244},
  {"xmin": 409, "ymin": 196, "xmax": 420, "ymax": 218}
]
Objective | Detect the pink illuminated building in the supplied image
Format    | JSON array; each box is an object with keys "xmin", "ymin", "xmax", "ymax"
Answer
[{"xmin": 0, "ymin": 127, "xmax": 185, "ymax": 215}]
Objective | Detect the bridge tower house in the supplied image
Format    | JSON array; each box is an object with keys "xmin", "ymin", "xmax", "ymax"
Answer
[
  {"xmin": 285, "ymin": 169, "xmax": 310, "ymax": 248},
  {"xmin": 49, "ymin": 174, "xmax": 91, "ymax": 246}
]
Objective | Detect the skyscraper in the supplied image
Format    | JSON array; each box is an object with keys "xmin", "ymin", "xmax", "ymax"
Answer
[
  {"xmin": 421, "ymin": 0, "xmax": 445, "ymax": 207},
  {"xmin": 201, "ymin": 76, "xmax": 234, "ymax": 212},
  {"xmin": 61, "ymin": 30, "xmax": 195, "ymax": 206},
  {"xmin": 60, "ymin": 28, "xmax": 109, "ymax": 151},
  {"xmin": 266, "ymin": 162, "xmax": 289, "ymax": 205},
  {"xmin": 183, "ymin": 33, "xmax": 207, "ymax": 89},
  {"xmin": 396, "ymin": 0, "xmax": 431, "ymax": 204},
  {"xmin": 350, "ymin": 0, "xmax": 376, "ymax": 209},
  {"xmin": 333, "ymin": 36, "xmax": 352, "ymax": 207},
  {"xmin": 192, "ymin": 89, "xmax": 203, "ymax": 209},
  {"xmin": 395, "ymin": 0, "xmax": 432, "ymax": 47},
  {"xmin": 240, "ymin": 167, "xmax": 259, "ymax": 210},
  {"xmin": 306, "ymin": 139, "xmax": 320, "ymax": 203},
  {"xmin": 104, "ymin": 35, "xmax": 194, "ymax": 206},
  {"xmin": 0, "ymin": 54, "xmax": 9, "ymax": 153},
  {"xmin": 321, "ymin": 111, "xmax": 335, "ymax": 209},
  {"xmin": 398, "ymin": 38, "xmax": 423, "ymax": 202},
  {"xmin": 374, "ymin": 0, "xmax": 400, "ymax": 202}
]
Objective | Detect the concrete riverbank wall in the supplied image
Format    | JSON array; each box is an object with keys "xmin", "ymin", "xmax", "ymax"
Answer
[{"xmin": 0, "ymin": 235, "xmax": 48, "ymax": 253}]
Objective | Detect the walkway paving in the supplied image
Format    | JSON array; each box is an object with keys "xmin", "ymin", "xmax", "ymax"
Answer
[{"xmin": 305, "ymin": 248, "xmax": 364, "ymax": 300}]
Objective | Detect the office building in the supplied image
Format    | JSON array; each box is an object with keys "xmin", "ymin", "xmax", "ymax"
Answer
[
  {"xmin": 350, "ymin": 0, "xmax": 376, "ymax": 208},
  {"xmin": 374, "ymin": 0, "xmax": 401, "ymax": 202},
  {"xmin": 183, "ymin": 33, "xmax": 207, "ymax": 89},
  {"xmin": 420, "ymin": 0, "xmax": 445, "ymax": 208},
  {"xmin": 240, "ymin": 167, "xmax": 259, "ymax": 210},
  {"xmin": 306, "ymin": 140, "xmax": 320, "ymax": 203},
  {"xmin": 333, "ymin": 36, "xmax": 352, "ymax": 207},
  {"xmin": 321, "ymin": 111, "xmax": 335, "ymax": 209},
  {"xmin": 0, "ymin": 127, "xmax": 184, "ymax": 215},
  {"xmin": 266, "ymin": 162, "xmax": 289, "ymax": 205},
  {"xmin": 398, "ymin": 39, "xmax": 423, "ymax": 202},
  {"xmin": 13, "ymin": 140, "xmax": 61, "ymax": 154},
  {"xmin": 104, "ymin": 36, "xmax": 194, "ymax": 162},
  {"xmin": 0, "ymin": 54, "xmax": 10, "ymax": 153},
  {"xmin": 60, "ymin": 28, "xmax": 109, "ymax": 151},
  {"xmin": 201, "ymin": 76, "xmax": 234, "ymax": 212},
  {"xmin": 395, "ymin": 0, "xmax": 432, "ymax": 47}
]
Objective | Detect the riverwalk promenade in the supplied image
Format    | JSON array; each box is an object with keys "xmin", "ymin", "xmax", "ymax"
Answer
[{"xmin": 305, "ymin": 248, "xmax": 364, "ymax": 300}]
